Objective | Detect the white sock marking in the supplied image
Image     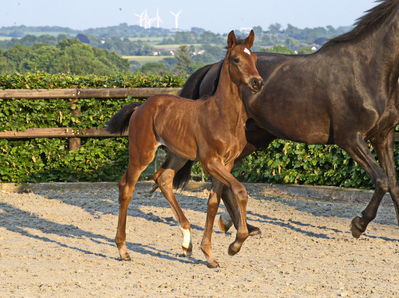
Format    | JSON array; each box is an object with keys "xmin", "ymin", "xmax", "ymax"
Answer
[{"xmin": 179, "ymin": 227, "xmax": 192, "ymax": 249}]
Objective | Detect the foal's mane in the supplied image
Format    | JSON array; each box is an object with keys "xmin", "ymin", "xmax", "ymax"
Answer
[{"xmin": 323, "ymin": 0, "xmax": 399, "ymax": 48}]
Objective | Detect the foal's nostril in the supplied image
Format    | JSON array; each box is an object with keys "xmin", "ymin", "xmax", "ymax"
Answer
[{"xmin": 250, "ymin": 78, "xmax": 263, "ymax": 92}]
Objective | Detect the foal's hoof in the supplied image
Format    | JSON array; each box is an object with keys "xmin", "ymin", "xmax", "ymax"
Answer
[
  {"xmin": 248, "ymin": 224, "xmax": 261, "ymax": 236},
  {"xmin": 119, "ymin": 253, "xmax": 132, "ymax": 261},
  {"xmin": 228, "ymin": 243, "xmax": 241, "ymax": 256},
  {"xmin": 207, "ymin": 259, "xmax": 220, "ymax": 269},
  {"xmin": 182, "ymin": 244, "xmax": 193, "ymax": 257},
  {"xmin": 350, "ymin": 216, "xmax": 365, "ymax": 239}
]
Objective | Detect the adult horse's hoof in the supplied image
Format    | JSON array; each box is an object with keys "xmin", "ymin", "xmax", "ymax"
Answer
[
  {"xmin": 350, "ymin": 216, "xmax": 365, "ymax": 239},
  {"xmin": 248, "ymin": 224, "xmax": 261, "ymax": 236}
]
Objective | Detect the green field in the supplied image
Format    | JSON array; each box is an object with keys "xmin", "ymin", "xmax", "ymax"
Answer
[
  {"xmin": 128, "ymin": 37, "xmax": 163, "ymax": 42},
  {"xmin": 153, "ymin": 43, "xmax": 202, "ymax": 49},
  {"xmin": 123, "ymin": 55, "xmax": 171, "ymax": 63},
  {"xmin": 0, "ymin": 36, "xmax": 13, "ymax": 40}
]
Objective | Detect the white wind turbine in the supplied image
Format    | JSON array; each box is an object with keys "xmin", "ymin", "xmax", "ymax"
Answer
[
  {"xmin": 135, "ymin": 11, "xmax": 146, "ymax": 27},
  {"xmin": 155, "ymin": 8, "xmax": 162, "ymax": 28},
  {"xmin": 142, "ymin": 10, "xmax": 151, "ymax": 29},
  {"xmin": 170, "ymin": 10, "xmax": 182, "ymax": 30}
]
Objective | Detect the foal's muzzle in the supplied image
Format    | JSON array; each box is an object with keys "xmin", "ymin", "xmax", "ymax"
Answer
[{"xmin": 249, "ymin": 77, "xmax": 264, "ymax": 93}]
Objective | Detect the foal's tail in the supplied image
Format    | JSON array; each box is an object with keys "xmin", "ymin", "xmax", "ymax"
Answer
[
  {"xmin": 173, "ymin": 160, "xmax": 194, "ymax": 189},
  {"xmin": 106, "ymin": 102, "xmax": 142, "ymax": 135}
]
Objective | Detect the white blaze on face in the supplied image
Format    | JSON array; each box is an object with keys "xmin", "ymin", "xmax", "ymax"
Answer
[
  {"xmin": 180, "ymin": 227, "xmax": 192, "ymax": 249},
  {"xmin": 244, "ymin": 48, "xmax": 251, "ymax": 55}
]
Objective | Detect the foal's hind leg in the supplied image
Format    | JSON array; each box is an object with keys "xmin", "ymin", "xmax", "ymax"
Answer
[
  {"xmin": 155, "ymin": 154, "xmax": 193, "ymax": 256},
  {"xmin": 115, "ymin": 142, "xmax": 158, "ymax": 261}
]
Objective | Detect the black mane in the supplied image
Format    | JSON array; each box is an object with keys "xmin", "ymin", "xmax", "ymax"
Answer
[{"xmin": 324, "ymin": 0, "xmax": 399, "ymax": 47}]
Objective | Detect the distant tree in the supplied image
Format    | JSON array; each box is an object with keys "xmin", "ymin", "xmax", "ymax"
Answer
[
  {"xmin": 297, "ymin": 48, "xmax": 315, "ymax": 54},
  {"xmin": 3, "ymin": 44, "xmax": 33, "ymax": 72},
  {"xmin": 314, "ymin": 37, "xmax": 328, "ymax": 46},
  {"xmin": 252, "ymin": 26, "xmax": 263, "ymax": 37},
  {"xmin": 260, "ymin": 45, "xmax": 296, "ymax": 54},
  {"xmin": 0, "ymin": 38, "xmax": 129, "ymax": 75},
  {"xmin": 138, "ymin": 62, "xmax": 171, "ymax": 75},
  {"xmin": 76, "ymin": 33, "xmax": 90, "ymax": 44},
  {"xmin": 268, "ymin": 23, "xmax": 282, "ymax": 34},
  {"xmin": 30, "ymin": 44, "xmax": 61, "ymax": 72},
  {"xmin": 191, "ymin": 27, "xmax": 206, "ymax": 34},
  {"xmin": 0, "ymin": 50, "xmax": 16, "ymax": 74},
  {"xmin": 161, "ymin": 57, "xmax": 178, "ymax": 69},
  {"xmin": 174, "ymin": 45, "xmax": 194, "ymax": 75}
]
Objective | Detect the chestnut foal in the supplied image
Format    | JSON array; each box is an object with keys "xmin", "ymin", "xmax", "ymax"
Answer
[{"xmin": 106, "ymin": 30, "xmax": 263, "ymax": 267}]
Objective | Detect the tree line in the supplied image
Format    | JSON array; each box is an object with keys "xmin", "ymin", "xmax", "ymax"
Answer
[
  {"xmin": 0, "ymin": 39, "xmax": 130, "ymax": 75},
  {"xmin": 0, "ymin": 23, "xmax": 351, "ymax": 76}
]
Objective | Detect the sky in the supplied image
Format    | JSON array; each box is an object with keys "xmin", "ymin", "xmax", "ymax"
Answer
[{"xmin": 0, "ymin": 0, "xmax": 378, "ymax": 33}]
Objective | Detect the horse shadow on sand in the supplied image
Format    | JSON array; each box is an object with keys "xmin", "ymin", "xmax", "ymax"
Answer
[
  {"xmin": 22, "ymin": 175, "xmax": 399, "ymax": 246},
  {"xmin": 0, "ymin": 200, "xmax": 206, "ymax": 265},
  {"xmin": 245, "ymin": 194, "xmax": 399, "ymax": 242}
]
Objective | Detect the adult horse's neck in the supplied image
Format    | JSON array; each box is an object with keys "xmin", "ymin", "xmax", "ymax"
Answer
[
  {"xmin": 322, "ymin": 1, "xmax": 399, "ymax": 98},
  {"xmin": 212, "ymin": 59, "xmax": 248, "ymax": 122},
  {"xmin": 365, "ymin": 7, "xmax": 399, "ymax": 96}
]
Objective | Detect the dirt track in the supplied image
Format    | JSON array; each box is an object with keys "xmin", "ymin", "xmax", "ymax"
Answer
[{"xmin": 1, "ymin": 182, "xmax": 399, "ymax": 297}]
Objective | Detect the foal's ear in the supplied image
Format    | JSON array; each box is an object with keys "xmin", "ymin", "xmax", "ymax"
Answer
[
  {"xmin": 245, "ymin": 30, "xmax": 255, "ymax": 48},
  {"xmin": 227, "ymin": 30, "xmax": 237, "ymax": 48}
]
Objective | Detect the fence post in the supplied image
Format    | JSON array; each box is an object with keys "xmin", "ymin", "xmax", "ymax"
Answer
[{"xmin": 69, "ymin": 97, "xmax": 81, "ymax": 151}]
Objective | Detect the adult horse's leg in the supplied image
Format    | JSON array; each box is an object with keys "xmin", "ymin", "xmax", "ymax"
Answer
[
  {"xmin": 154, "ymin": 154, "xmax": 193, "ymax": 256},
  {"xmin": 218, "ymin": 127, "xmax": 274, "ymax": 235},
  {"xmin": 201, "ymin": 179, "xmax": 225, "ymax": 268},
  {"xmin": 372, "ymin": 129, "xmax": 399, "ymax": 224},
  {"xmin": 219, "ymin": 184, "xmax": 261, "ymax": 235},
  {"xmin": 203, "ymin": 159, "xmax": 249, "ymax": 256},
  {"xmin": 339, "ymin": 134, "xmax": 389, "ymax": 238}
]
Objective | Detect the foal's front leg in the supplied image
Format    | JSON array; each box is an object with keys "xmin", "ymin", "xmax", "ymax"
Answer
[
  {"xmin": 201, "ymin": 180, "xmax": 224, "ymax": 268},
  {"xmin": 204, "ymin": 159, "xmax": 249, "ymax": 256}
]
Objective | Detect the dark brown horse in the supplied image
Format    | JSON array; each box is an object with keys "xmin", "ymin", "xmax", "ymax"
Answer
[
  {"xmin": 176, "ymin": 0, "xmax": 399, "ymax": 238},
  {"xmin": 106, "ymin": 30, "xmax": 263, "ymax": 267}
]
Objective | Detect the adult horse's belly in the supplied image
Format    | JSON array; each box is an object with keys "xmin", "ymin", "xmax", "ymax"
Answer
[{"xmin": 246, "ymin": 92, "xmax": 331, "ymax": 145}]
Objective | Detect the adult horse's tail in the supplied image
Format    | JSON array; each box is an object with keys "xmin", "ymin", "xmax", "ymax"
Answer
[{"xmin": 106, "ymin": 102, "xmax": 142, "ymax": 135}]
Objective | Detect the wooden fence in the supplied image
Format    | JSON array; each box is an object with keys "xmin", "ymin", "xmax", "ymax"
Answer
[
  {"xmin": 0, "ymin": 87, "xmax": 398, "ymax": 150},
  {"xmin": 0, "ymin": 88, "xmax": 181, "ymax": 150}
]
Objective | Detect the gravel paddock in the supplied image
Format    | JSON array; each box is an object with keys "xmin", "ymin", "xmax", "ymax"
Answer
[{"xmin": 1, "ymin": 182, "xmax": 399, "ymax": 297}]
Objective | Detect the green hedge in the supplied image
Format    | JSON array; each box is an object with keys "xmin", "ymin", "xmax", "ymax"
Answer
[
  {"xmin": 0, "ymin": 72, "xmax": 397, "ymax": 188},
  {"xmin": 232, "ymin": 141, "xmax": 396, "ymax": 189},
  {"xmin": 0, "ymin": 72, "xmax": 184, "ymax": 182}
]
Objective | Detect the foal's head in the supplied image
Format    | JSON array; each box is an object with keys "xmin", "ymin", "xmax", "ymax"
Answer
[{"xmin": 225, "ymin": 30, "xmax": 263, "ymax": 93}]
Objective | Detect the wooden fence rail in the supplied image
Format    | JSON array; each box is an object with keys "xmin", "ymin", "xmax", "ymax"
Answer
[
  {"xmin": 0, "ymin": 87, "xmax": 181, "ymax": 99},
  {"xmin": 0, "ymin": 87, "xmax": 398, "ymax": 148},
  {"xmin": 0, "ymin": 88, "xmax": 181, "ymax": 148}
]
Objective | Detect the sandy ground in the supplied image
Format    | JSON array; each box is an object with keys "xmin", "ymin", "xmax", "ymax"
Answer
[{"xmin": 1, "ymin": 182, "xmax": 399, "ymax": 297}]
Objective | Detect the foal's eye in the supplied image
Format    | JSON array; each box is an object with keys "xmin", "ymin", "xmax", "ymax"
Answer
[{"xmin": 233, "ymin": 57, "xmax": 240, "ymax": 63}]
